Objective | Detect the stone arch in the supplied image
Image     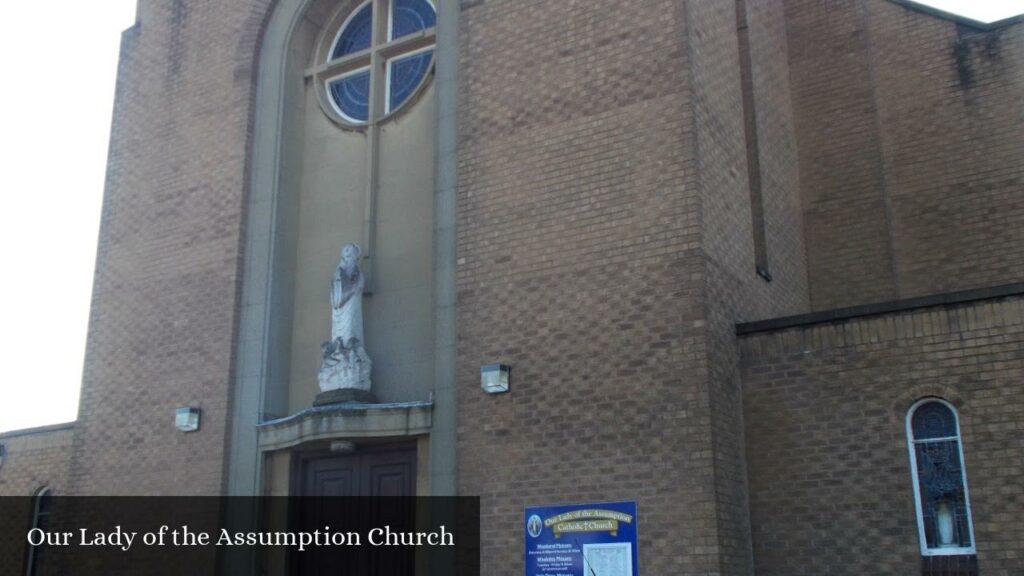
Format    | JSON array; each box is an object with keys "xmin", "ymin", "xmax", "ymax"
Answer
[
  {"xmin": 225, "ymin": 0, "xmax": 457, "ymax": 499},
  {"xmin": 889, "ymin": 383, "xmax": 968, "ymax": 426},
  {"xmin": 227, "ymin": 0, "xmax": 319, "ymax": 497}
]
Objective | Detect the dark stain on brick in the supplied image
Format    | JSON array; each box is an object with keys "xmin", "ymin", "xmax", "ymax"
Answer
[
  {"xmin": 953, "ymin": 37, "xmax": 974, "ymax": 89},
  {"xmin": 984, "ymin": 31, "xmax": 1002, "ymax": 59},
  {"xmin": 169, "ymin": 0, "xmax": 189, "ymax": 77},
  {"xmin": 953, "ymin": 26, "xmax": 1004, "ymax": 91}
]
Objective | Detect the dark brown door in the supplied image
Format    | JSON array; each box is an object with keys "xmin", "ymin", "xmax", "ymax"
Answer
[
  {"xmin": 294, "ymin": 444, "xmax": 416, "ymax": 576},
  {"xmin": 299, "ymin": 446, "xmax": 415, "ymax": 497}
]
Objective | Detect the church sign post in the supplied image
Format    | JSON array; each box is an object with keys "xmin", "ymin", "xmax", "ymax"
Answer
[{"xmin": 524, "ymin": 501, "xmax": 639, "ymax": 576}]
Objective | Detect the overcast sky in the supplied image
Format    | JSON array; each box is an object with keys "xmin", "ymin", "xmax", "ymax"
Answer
[
  {"xmin": 908, "ymin": 0, "xmax": 1024, "ymax": 22},
  {"xmin": 0, "ymin": 1, "xmax": 136, "ymax": 432},
  {"xmin": 0, "ymin": 0, "xmax": 1021, "ymax": 433}
]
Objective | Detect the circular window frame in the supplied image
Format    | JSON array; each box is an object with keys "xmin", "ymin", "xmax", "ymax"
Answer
[{"xmin": 310, "ymin": 0, "xmax": 437, "ymax": 130}]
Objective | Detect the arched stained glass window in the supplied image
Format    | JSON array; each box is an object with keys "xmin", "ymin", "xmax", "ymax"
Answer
[
  {"xmin": 912, "ymin": 401, "xmax": 958, "ymax": 439},
  {"xmin": 317, "ymin": 0, "xmax": 437, "ymax": 126},
  {"xmin": 906, "ymin": 399, "xmax": 976, "ymax": 556},
  {"xmin": 25, "ymin": 487, "xmax": 52, "ymax": 576}
]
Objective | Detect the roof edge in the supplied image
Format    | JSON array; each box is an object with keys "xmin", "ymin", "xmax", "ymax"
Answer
[
  {"xmin": 737, "ymin": 283, "xmax": 1024, "ymax": 335},
  {"xmin": 0, "ymin": 421, "xmax": 76, "ymax": 439},
  {"xmin": 891, "ymin": 0, "xmax": 1024, "ymax": 31}
]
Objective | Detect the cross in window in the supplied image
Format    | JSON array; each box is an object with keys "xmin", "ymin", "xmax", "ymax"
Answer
[{"xmin": 306, "ymin": 0, "xmax": 437, "ymax": 289}]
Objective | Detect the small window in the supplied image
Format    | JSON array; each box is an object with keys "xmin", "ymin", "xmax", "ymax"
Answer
[
  {"xmin": 906, "ymin": 399, "xmax": 976, "ymax": 555},
  {"xmin": 26, "ymin": 487, "xmax": 52, "ymax": 576}
]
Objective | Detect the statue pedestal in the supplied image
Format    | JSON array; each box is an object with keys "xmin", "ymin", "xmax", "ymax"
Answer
[
  {"xmin": 317, "ymin": 338, "xmax": 373, "ymax": 405},
  {"xmin": 313, "ymin": 388, "xmax": 377, "ymax": 406}
]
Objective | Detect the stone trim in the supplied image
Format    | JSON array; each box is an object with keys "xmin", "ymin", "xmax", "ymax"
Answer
[
  {"xmin": 739, "ymin": 290, "xmax": 1024, "ymax": 363},
  {"xmin": 737, "ymin": 283, "xmax": 1024, "ymax": 335},
  {"xmin": 256, "ymin": 401, "xmax": 432, "ymax": 451},
  {"xmin": 888, "ymin": 385, "xmax": 968, "ymax": 427}
]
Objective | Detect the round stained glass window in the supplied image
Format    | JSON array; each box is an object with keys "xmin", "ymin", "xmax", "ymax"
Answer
[
  {"xmin": 318, "ymin": 0, "xmax": 437, "ymax": 126},
  {"xmin": 333, "ymin": 3, "xmax": 373, "ymax": 58}
]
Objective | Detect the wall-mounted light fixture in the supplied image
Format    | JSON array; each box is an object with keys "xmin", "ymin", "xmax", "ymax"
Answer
[
  {"xmin": 0, "ymin": 443, "xmax": 6, "ymax": 470},
  {"xmin": 481, "ymin": 364, "xmax": 511, "ymax": 394},
  {"xmin": 175, "ymin": 407, "xmax": 201, "ymax": 432}
]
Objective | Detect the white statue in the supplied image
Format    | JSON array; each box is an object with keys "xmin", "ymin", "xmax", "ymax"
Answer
[
  {"xmin": 318, "ymin": 243, "xmax": 372, "ymax": 394},
  {"xmin": 330, "ymin": 242, "xmax": 365, "ymax": 347}
]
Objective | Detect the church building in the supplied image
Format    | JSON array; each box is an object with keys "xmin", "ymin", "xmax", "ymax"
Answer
[{"xmin": 1, "ymin": 0, "xmax": 1022, "ymax": 574}]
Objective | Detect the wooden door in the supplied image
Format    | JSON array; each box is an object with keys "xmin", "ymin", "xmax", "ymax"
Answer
[{"xmin": 294, "ymin": 444, "xmax": 416, "ymax": 576}]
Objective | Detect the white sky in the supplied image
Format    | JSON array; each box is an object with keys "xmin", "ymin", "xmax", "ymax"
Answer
[
  {"xmin": 0, "ymin": 1, "xmax": 137, "ymax": 432},
  {"xmin": 0, "ymin": 1, "xmax": 1022, "ymax": 434},
  {"xmin": 908, "ymin": 0, "xmax": 1024, "ymax": 23}
]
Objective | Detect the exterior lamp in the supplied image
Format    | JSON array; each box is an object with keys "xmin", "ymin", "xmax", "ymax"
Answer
[
  {"xmin": 175, "ymin": 407, "xmax": 201, "ymax": 432},
  {"xmin": 0, "ymin": 443, "xmax": 5, "ymax": 470},
  {"xmin": 481, "ymin": 364, "xmax": 511, "ymax": 394}
]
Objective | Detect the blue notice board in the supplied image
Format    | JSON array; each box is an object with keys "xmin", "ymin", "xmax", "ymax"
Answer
[{"xmin": 524, "ymin": 501, "xmax": 639, "ymax": 576}]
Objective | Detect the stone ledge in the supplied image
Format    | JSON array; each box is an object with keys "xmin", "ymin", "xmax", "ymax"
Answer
[
  {"xmin": 256, "ymin": 400, "xmax": 432, "ymax": 451},
  {"xmin": 313, "ymin": 388, "xmax": 376, "ymax": 406},
  {"xmin": 736, "ymin": 282, "xmax": 1024, "ymax": 335}
]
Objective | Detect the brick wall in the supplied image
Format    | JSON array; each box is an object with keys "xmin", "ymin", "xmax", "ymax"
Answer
[
  {"xmin": 688, "ymin": 0, "xmax": 763, "ymax": 572},
  {"xmin": 700, "ymin": 0, "xmax": 809, "ymax": 326},
  {"xmin": 60, "ymin": 4, "xmax": 1023, "ymax": 576},
  {"xmin": 785, "ymin": 0, "xmax": 1024, "ymax": 309},
  {"xmin": 866, "ymin": 1, "xmax": 1024, "ymax": 300},
  {"xmin": 784, "ymin": 0, "xmax": 899, "ymax": 309},
  {"xmin": 745, "ymin": 0, "xmax": 808, "ymax": 317},
  {"xmin": 454, "ymin": 0, "xmax": 818, "ymax": 571},
  {"xmin": 691, "ymin": 0, "xmax": 810, "ymax": 571},
  {"xmin": 69, "ymin": 0, "xmax": 272, "ymax": 495},
  {"xmin": 0, "ymin": 424, "xmax": 74, "ymax": 497},
  {"xmin": 740, "ymin": 294, "xmax": 1024, "ymax": 575},
  {"xmin": 0, "ymin": 424, "xmax": 74, "ymax": 572},
  {"xmin": 455, "ymin": 0, "xmax": 724, "ymax": 572}
]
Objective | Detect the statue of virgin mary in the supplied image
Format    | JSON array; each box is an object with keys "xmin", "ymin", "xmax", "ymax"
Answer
[
  {"xmin": 330, "ymin": 242, "xmax": 365, "ymax": 348},
  {"xmin": 318, "ymin": 242, "xmax": 372, "ymax": 395}
]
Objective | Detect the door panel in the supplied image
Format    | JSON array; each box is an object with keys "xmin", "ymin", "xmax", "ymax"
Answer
[
  {"xmin": 367, "ymin": 462, "xmax": 414, "ymax": 497},
  {"xmin": 294, "ymin": 444, "xmax": 417, "ymax": 576},
  {"xmin": 304, "ymin": 456, "xmax": 358, "ymax": 497}
]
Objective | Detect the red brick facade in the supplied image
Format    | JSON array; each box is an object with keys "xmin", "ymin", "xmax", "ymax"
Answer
[
  {"xmin": 0, "ymin": 424, "xmax": 73, "ymax": 497},
  {"xmin": 740, "ymin": 294, "xmax": 1024, "ymax": 575},
  {"xmin": 455, "ymin": 1, "xmax": 714, "ymax": 571},
  {"xmin": 67, "ymin": 0, "xmax": 271, "ymax": 495},
  {"xmin": 787, "ymin": 0, "xmax": 1024, "ymax": 310},
  {"xmin": 0, "ymin": 425, "xmax": 73, "ymax": 573},
  {"xmin": 2, "ymin": 1, "xmax": 1020, "ymax": 574}
]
